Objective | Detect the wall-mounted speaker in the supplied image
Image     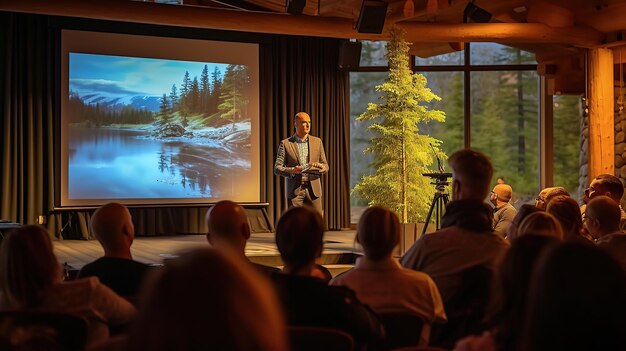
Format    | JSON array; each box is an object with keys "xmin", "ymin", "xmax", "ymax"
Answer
[
  {"xmin": 356, "ymin": 0, "xmax": 388, "ymax": 34},
  {"xmin": 286, "ymin": 0, "xmax": 306, "ymax": 15},
  {"xmin": 338, "ymin": 41, "xmax": 362, "ymax": 71}
]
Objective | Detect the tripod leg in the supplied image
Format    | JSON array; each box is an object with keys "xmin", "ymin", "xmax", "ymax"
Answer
[{"xmin": 421, "ymin": 193, "xmax": 441, "ymax": 237}]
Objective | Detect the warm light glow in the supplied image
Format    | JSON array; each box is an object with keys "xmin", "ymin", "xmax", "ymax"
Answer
[
  {"xmin": 426, "ymin": 0, "xmax": 438, "ymax": 13},
  {"xmin": 403, "ymin": 0, "xmax": 414, "ymax": 18}
]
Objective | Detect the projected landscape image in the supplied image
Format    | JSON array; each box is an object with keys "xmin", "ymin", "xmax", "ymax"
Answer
[{"xmin": 67, "ymin": 53, "xmax": 253, "ymax": 201}]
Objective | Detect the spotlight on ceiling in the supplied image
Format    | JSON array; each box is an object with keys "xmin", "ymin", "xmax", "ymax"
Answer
[
  {"xmin": 464, "ymin": 1, "xmax": 492, "ymax": 23},
  {"xmin": 286, "ymin": 0, "xmax": 306, "ymax": 15}
]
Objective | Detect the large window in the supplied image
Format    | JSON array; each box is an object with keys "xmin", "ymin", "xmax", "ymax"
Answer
[
  {"xmin": 470, "ymin": 70, "xmax": 539, "ymax": 204},
  {"xmin": 417, "ymin": 71, "xmax": 464, "ymax": 157},
  {"xmin": 349, "ymin": 42, "xmax": 569, "ymax": 223},
  {"xmin": 553, "ymin": 95, "xmax": 582, "ymax": 198}
]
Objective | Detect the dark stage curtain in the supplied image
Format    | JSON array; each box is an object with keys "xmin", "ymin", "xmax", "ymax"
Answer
[
  {"xmin": 0, "ymin": 13, "xmax": 350, "ymax": 238},
  {"xmin": 261, "ymin": 36, "xmax": 351, "ymax": 230},
  {"xmin": 0, "ymin": 12, "xmax": 57, "ymax": 233}
]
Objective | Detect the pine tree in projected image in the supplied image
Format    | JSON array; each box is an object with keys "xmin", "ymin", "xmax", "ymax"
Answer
[
  {"xmin": 200, "ymin": 64, "xmax": 211, "ymax": 113},
  {"xmin": 218, "ymin": 65, "xmax": 249, "ymax": 130},
  {"xmin": 159, "ymin": 93, "xmax": 170, "ymax": 125},
  {"xmin": 168, "ymin": 84, "xmax": 179, "ymax": 113},
  {"xmin": 179, "ymin": 71, "xmax": 191, "ymax": 119},
  {"xmin": 353, "ymin": 27, "xmax": 446, "ymax": 224},
  {"xmin": 210, "ymin": 67, "xmax": 223, "ymax": 117}
]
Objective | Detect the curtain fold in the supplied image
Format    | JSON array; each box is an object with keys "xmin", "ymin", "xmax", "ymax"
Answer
[
  {"xmin": 1, "ymin": 13, "xmax": 351, "ymax": 238},
  {"xmin": 261, "ymin": 36, "xmax": 350, "ymax": 230},
  {"xmin": 0, "ymin": 12, "xmax": 57, "ymax": 235}
]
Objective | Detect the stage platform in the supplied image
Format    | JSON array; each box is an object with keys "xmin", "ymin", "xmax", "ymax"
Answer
[{"xmin": 53, "ymin": 230, "xmax": 361, "ymax": 277}]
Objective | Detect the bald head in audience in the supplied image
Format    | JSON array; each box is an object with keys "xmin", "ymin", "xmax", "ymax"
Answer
[
  {"xmin": 206, "ymin": 201, "xmax": 250, "ymax": 255},
  {"xmin": 584, "ymin": 196, "xmax": 622, "ymax": 240},
  {"xmin": 448, "ymin": 149, "xmax": 493, "ymax": 201},
  {"xmin": 535, "ymin": 187, "xmax": 569, "ymax": 210},
  {"xmin": 91, "ymin": 202, "xmax": 135, "ymax": 259}
]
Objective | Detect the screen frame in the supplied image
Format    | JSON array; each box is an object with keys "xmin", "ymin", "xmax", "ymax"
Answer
[{"xmin": 58, "ymin": 28, "xmax": 263, "ymax": 207}]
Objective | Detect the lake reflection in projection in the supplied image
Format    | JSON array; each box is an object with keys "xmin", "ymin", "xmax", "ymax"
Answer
[{"xmin": 68, "ymin": 127, "xmax": 251, "ymax": 200}]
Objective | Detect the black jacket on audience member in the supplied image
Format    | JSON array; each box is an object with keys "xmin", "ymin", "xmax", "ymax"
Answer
[
  {"xmin": 272, "ymin": 273, "xmax": 384, "ymax": 346},
  {"xmin": 78, "ymin": 257, "xmax": 151, "ymax": 298}
]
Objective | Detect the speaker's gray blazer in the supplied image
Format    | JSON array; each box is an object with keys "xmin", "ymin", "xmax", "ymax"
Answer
[{"xmin": 274, "ymin": 135, "xmax": 329, "ymax": 200}]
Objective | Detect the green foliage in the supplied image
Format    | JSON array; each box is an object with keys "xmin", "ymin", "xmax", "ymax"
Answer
[
  {"xmin": 67, "ymin": 93, "xmax": 154, "ymax": 126},
  {"xmin": 353, "ymin": 28, "xmax": 446, "ymax": 223},
  {"xmin": 218, "ymin": 64, "xmax": 250, "ymax": 128},
  {"xmin": 553, "ymin": 95, "xmax": 582, "ymax": 195}
]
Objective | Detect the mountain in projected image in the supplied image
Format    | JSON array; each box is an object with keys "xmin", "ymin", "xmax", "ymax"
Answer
[
  {"xmin": 75, "ymin": 91, "xmax": 161, "ymax": 112},
  {"xmin": 66, "ymin": 52, "xmax": 255, "ymax": 202}
]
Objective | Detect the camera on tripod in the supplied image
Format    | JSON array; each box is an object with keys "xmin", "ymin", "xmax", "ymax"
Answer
[{"xmin": 422, "ymin": 172, "xmax": 452, "ymax": 183}]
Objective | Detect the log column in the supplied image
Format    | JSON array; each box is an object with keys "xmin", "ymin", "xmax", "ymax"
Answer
[{"xmin": 587, "ymin": 48, "xmax": 615, "ymax": 180}]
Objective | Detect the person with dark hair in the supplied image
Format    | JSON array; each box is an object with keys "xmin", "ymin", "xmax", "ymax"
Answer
[
  {"xmin": 546, "ymin": 195, "xmax": 590, "ymax": 242},
  {"xmin": 520, "ymin": 242, "xmax": 626, "ymax": 351},
  {"xmin": 78, "ymin": 203, "xmax": 150, "ymax": 298},
  {"xmin": 126, "ymin": 248, "xmax": 288, "ymax": 351},
  {"xmin": 401, "ymin": 149, "xmax": 508, "ymax": 348},
  {"xmin": 588, "ymin": 174, "xmax": 626, "ymax": 230},
  {"xmin": 206, "ymin": 200, "xmax": 280, "ymax": 276},
  {"xmin": 454, "ymin": 235, "xmax": 560, "ymax": 351},
  {"xmin": 585, "ymin": 196, "xmax": 626, "ymax": 271},
  {"xmin": 505, "ymin": 204, "xmax": 542, "ymax": 241},
  {"xmin": 490, "ymin": 184, "xmax": 517, "ymax": 237},
  {"xmin": 272, "ymin": 206, "xmax": 383, "ymax": 347},
  {"xmin": 331, "ymin": 206, "xmax": 446, "ymax": 345},
  {"xmin": 534, "ymin": 186, "xmax": 569, "ymax": 210},
  {"xmin": 0, "ymin": 226, "xmax": 136, "ymax": 346},
  {"xmin": 274, "ymin": 112, "xmax": 329, "ymax": 214}
]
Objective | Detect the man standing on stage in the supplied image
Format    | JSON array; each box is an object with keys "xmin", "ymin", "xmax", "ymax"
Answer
[{"xmin": 274, "ymin": 112, "xmax": 329, "ymax": 214}]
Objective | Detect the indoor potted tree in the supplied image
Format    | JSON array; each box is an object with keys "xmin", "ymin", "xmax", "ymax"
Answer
[{"xmin": 353, "ymin": 27, "xmax": 447, "ymax": 250}]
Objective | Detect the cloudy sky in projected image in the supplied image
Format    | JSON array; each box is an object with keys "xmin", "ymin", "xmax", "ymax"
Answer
[{"xmin": 69, "ymin": 53, "xmax": 226, "ymax": 97}]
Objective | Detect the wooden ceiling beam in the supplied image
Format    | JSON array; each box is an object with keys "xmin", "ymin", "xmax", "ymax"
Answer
[
  {"xmin": 0, "ymin": 0, "xmax": 605, "ymax": 47},
  {"xmin": 396, "ymin": 22, "xmax": 604, "ymax": 48},
  {"xmin": 578, "ymin": 3, "xmax": 626, "ymax": 33},
  {"xmin": 0, "ymin": 0, "xmax": 385, "ymax": 40}
]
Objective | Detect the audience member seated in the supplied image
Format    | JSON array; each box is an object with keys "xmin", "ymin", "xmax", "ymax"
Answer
[
  {"xmin": 490, "ymin": 184, "xmax": 517, "ymax": 237},
  {"xmin": 520, "ymin": 242, "xmax": 626, "ymax": 351},
  {"xmin": 125, "ymin": 248, "xmax": 287, "ymax": 351},
  {"xmin": 534, "ymin": 186, "xmax": 569, "ymax": 210},
  {"xmin": 331, "ymin": 206, "xmax": 447, "ymax": 346},
  {"xmin": 516, "ymin": 212, "xmax": 563, "ymax": 240},
  {"xmin": 0, "ymin": 225, "xmax": 136, "ymax": 347},
  {"xmin": 585, "ymin": 196, "xmax": 626, "ymax": 271},
  {"xmin": 206, "ymin": 200, "xmax": 280, "ymax": 276},
  {"xmin": 505, "ymin": 204, "xmax": 541, "ymax": 241},
  {"xmin": 400, "ymin": 149, "xmax": 509, "ymax": 349},
  {"xmin": 587, "ymin": 174, "xmax": 626, "ymax": 230},
  {"xmin": 272, "ymin": 206, "xmax": 384, "ymax": 347},
  {"xmin": 77, "ymin": 203, "xmax": 150, "ymax": 299},
  {"xmin": 453, "ymin": 235, "xmax": 559, "ymax": 351},
  {"xmin": 546, "ymin": 195, "xmax": 591, "ymax": 242}
]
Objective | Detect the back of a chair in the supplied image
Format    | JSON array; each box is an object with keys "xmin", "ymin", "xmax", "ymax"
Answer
[
  {"xmin": 0, "ymin": 310, "xmax": 88, "ymax": 351},
  {"xmin": 288, "ymin": 326, "xmax": 354, "ymax": 351},
  {"xmin": 377, "ymin": 313, "xmax": 424, "ymax": 350},
  {"xmin": 430, "ymin": 265, "xmax": 493, "ymax": 349}
]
